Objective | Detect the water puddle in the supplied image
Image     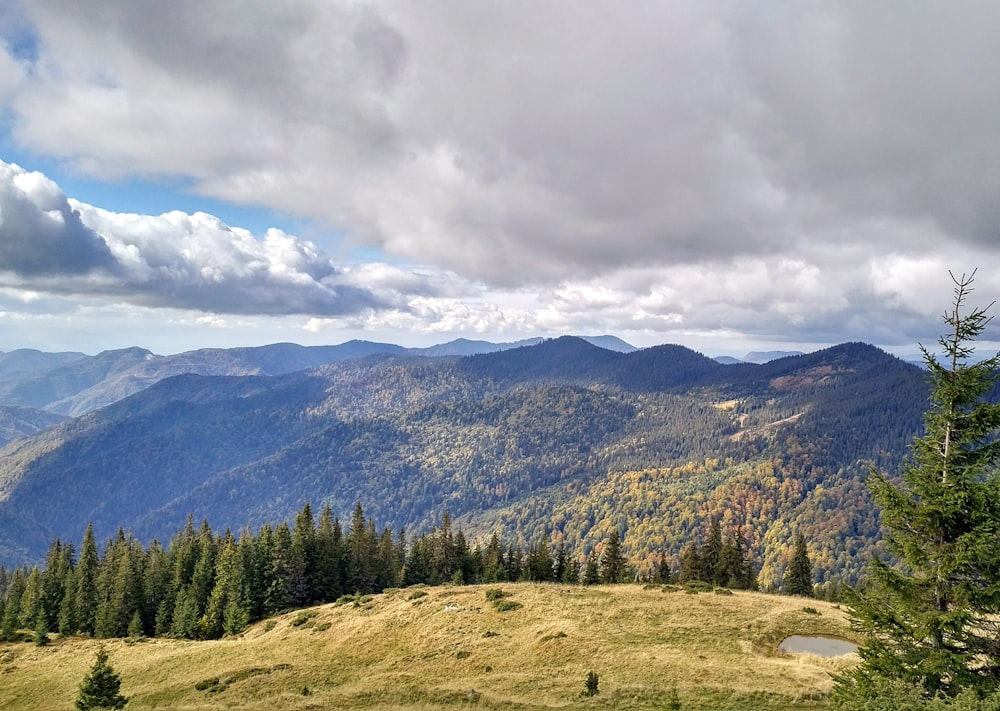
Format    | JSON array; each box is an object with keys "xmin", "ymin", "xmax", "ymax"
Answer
[{"xmin": 778, "ymin": 635, "xmax": 858, "ymax": 657}]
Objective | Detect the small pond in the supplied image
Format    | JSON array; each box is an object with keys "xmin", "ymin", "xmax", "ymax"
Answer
[{"xmin": 778, "ymin": 635, "xmax": 859, "ymax": 657}]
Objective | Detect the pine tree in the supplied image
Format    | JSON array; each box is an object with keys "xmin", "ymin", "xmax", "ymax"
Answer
[
  {"xmin": 835, "ymin": 271, "xmax": 1000, "ymax": 703},
  {"xmin": 783, "ymin": 533, "xmax": 813, "ymax": 597},
  {"xmin": 75, "ymin": 647, "xmax": 127, "ymax": 710}
]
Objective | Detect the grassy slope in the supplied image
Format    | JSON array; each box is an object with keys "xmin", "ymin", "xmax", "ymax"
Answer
[{"xmin": 0, "ymin": 583, "xmax": 858, "ymax": 711}]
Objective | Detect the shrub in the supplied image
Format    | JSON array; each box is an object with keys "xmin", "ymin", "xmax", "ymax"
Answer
[
  {"xmin": 493, "ymin": 600, "xmax": 522, "ymax": 612},
  {"xmin": 485, "ymin": 588, "xmax": 508, "ymax": 602},
  {"xmin": 802, "ymin": 606, "xmax": 819, "ymax": 615},
  {"xmin": 714, "ymin": 587, "xmax": 733, "ymax": 596},
  {"xmin": 584, "ymin": 671, "xmax": 600, "ymax": 697},
  {"xmin": 195, "ymin": 678, "xmax": 221, "ymax": 692},
  {"xmin": 664, "ymin": 684, "xmax": 682, "ymax": 709},
  {"xmin": 683, "ymin": 580, "xmax": 713, "ymax": 593},
  {"xmin": 408, "ymin": 590, "xmax": 428, "ymax": 600},
  {"xmin": 290, "ymin": 611, "xmax": 317, "ymax": 627}
]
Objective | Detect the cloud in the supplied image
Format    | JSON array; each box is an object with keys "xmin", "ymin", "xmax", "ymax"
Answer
[
  {"xmin": 0, "ymin": 160, "xmax": 400, "ymax": 316},
  {"xmin": 0, "ymin": 161, "xmax": 115, "ymax": 276},
  {"xmin": 3, "ymin": 3, "xmax": 1000, "ymax": 354},
  {"xmin": 8, "ymin": 1, "xmax": 1000, "ymax": 291}
]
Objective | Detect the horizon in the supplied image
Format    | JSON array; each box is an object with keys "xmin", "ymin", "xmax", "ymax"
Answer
[{"xmin": 0, "ymin": 332, "xmax": 932, "ymax": 365}]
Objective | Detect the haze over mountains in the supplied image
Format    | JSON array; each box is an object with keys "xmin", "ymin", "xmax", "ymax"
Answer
[{"xmin": 0, "ymin": 335, "xmax": 929, "ymax": 589}]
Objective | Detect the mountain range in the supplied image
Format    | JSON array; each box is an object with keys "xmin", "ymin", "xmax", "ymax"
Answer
[
  {"xmin": 0, "ymin": 335, "xmax": 931, "ymax": 589},
  {"xmin": 0, "ymin": 336, "xmax": 636, "ymax": 425}
]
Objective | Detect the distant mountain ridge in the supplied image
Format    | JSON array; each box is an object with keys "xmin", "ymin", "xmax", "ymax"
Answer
[
  {"xmin": 0, "ymin": 337, "xmax": 930, "ymax": 589},
  {"xmin": 0, "ymin": 335, "xmax": 635, "ymax": 419}
]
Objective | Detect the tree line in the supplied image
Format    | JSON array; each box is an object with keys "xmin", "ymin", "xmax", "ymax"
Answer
[{"xmin": 0, "ymin": 501, "xmax": 792, "ymax": 642}]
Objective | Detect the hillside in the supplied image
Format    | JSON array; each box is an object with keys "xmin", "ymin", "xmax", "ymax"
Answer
[
  {"xmin": 0, "ymin": 337, "xmax": 633, "ymax": 417},
  {"xmin": 0, "ymin": 583, "xmax": 856, "ymax": 711},
  {"xmin": 0, "ymin": 338, "xmax": 929, "ymax": 585}
]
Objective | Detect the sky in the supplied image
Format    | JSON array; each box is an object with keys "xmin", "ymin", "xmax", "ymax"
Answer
[{"xmin": 1, "ymin": 2, "xmax": 999, "ymax": 359}]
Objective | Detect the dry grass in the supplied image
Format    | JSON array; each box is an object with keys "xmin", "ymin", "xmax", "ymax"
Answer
[{"xmin": 0, "ymin": 584, "xmax": 858, "ymax": 710}]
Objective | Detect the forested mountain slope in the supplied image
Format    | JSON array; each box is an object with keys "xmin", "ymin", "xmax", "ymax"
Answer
[
  {"xmin": 0, "ymin": 338, "xmax": 929, "ymax": 585},
  {"xmin": 0, "ymin": 337, "xmax": 628, "ymax": 418}
]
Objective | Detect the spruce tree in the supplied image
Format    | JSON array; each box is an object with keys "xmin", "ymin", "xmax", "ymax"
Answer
[
  {"xmin": 76, "ymin": 524, "xmax": 100, "ymax": 636},
  {"xmin": 835, "ymin": 271, "xmax": 1000, "ymax": 703},
  {"xmin": 703, "ymin": 518, "xmax": 724, "ymax": 585},
  {"xmin": 599, "ymin": 530, "xmax": 626, "ymax": 584},
  {"xmin": 783, "ymin": 533, "xmax": 813, "ymax": 597},
  {"xmin": 582, "ymin": 550, "xmax": 600, "ymax": 585},
  {"xmin": 75, "ymin": 647, "xmax": 127, "ymax": 710}
]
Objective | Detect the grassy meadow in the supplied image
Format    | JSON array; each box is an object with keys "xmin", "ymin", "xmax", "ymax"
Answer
[{"xmin": 0, "ymin": 583, "xmax": 858, "ymax": 710}]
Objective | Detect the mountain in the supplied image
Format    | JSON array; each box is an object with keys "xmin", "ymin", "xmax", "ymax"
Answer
[
  {"xmin": 0, "ymin": 337, "xmax": 638, "ymax": 418},
  {"xmin": 742, "ymin": 350, "xmax": 805, "ymax": 364},
  {"xmin": 0, "ymin": 348, "xmax": 88, "ymax": 378},
  {"xmin": 0, "ymin": 338, "xmax": 929, "ymax": 587},
  {"xmin": 713, "ymin": 355, "xmax": 744, "ymax": 365},
  {"xmin": 0, "ymin": 406, "xmax": 68, "ymax": 447}
]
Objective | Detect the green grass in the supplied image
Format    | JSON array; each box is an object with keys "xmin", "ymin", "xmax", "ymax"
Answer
[{"xmin": 0, "ymin": 584, "xmax": 858, "ymax": 710}]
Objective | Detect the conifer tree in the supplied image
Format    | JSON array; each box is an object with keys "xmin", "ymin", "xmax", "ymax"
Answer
[
  {"xmin": 482, "ymin": 533, "xmax": 506, "ymax": 583},
  {"xmin": 677, "ymin": 542, "xmax": 702, "ymax": 583},
  {"xmin": 202, "ymin": 536, "xmax": 245, "ymax": 639},
  {"xmin": 33, "ymin": 604, "xmax": 50, "ymax": 646},
  {"xmin": 58, "ymin": 569, "xmax": 79, "ymax": 636},
  {"xmin": 1, "ymin": 569, "xmax": 25, "ymax": 641},
  {"xmin": 703, "ymin": 518, "xmax": 724, "ymax": 584},
  {"xmin": 835, "ymin": 271, "xmax": 1000, "ymax": 703},
  {"xmin": 264, "ymin": 523, "xmax": 294, "ymax": 615},
  {"xmin": 19, "ymin": 567, "xmax": 42, "ymax": 630},
  {"xmin": 347, "ymin": 504, "xmax": 377, "ymax": 592},
  {"xmin": 141, "ymin": 541, "xmax": 169, "ymax": 636},
  {"xmin": 76, "ymin": 525, "xmax": 99, "ymax": 636},
  {"xmin": 600, "ymin": 530, "xmax": 626, "ymax": 584},
  {"xmin": 312, "ymin": 507, "xmax": 342, "ymax": 602},
  {"xmin": 783, "ymin": 533, "xmax": 813, "ymax": 597},
  {"xmin": 291, "ymin": 503, "xmax": 316, "ymax": 604},
  {"xmin": 582, "ymin": 550, "xmax": 600, "ymax": 585},
  {"xmin": 42, "ymin": 540, "xmax": 73, "ymax": 633},
  {"xmin": 75, "ymin": 647, "xmax": 127, "ymax": 710}
]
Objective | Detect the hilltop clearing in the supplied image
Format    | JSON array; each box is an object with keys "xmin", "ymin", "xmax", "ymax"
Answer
[{"xmin": 0, "ymin": 583, "xmax": 856, "ymax": 710}]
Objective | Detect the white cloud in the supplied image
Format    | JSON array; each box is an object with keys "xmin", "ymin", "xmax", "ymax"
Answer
[{"xmin": 0, "ymin": 160, "xmax": 393, "ymax": 315}]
